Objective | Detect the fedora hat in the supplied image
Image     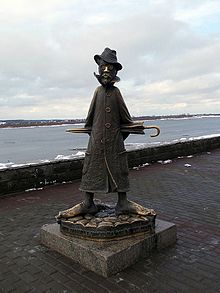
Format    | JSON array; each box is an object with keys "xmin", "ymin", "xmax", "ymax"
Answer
[{"xmin": 94, "ymin": 47, "xmax": 122, "ymax": 71}]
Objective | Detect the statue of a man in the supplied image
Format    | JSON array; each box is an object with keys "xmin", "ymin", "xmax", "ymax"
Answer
[
  {"xmin": 57, "ymin": 48, "xmax": 159, "ymax": 220},
  {"xmin": 79, "ymin": 48, "xmax": 134, "ymax": 215}
]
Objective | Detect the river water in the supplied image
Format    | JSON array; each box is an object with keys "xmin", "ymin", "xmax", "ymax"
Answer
[{"xmin": 0, "ymin": 116, "xmax": 219, "ymax": 165}]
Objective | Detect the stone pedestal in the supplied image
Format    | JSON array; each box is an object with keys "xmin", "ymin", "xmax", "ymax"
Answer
[{"xmin": 40, "ymin": 219, "xmax": 176, "ymax": 277}]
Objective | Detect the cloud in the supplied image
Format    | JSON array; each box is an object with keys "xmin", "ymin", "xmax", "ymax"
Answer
[{"xmin": 0, "ymin": 0, "xmax": 220, "ymax": 119}]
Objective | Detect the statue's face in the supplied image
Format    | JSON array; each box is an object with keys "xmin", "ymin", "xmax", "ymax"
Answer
[{"xmin": 98, "ymin": 61, "xmax": 117, "ymax": 85}]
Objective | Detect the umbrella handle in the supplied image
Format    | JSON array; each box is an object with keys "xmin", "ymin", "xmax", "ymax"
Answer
[{"xmin": 144, "ymin": 125, "xmax": 160, "ymax": 137}]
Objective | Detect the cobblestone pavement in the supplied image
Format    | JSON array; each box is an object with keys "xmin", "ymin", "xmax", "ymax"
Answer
[{"xmin": 0, "ymin": 150, "xmax": 220, "ymax": 293}]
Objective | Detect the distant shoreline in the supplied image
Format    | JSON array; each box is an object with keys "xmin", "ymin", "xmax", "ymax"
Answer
[{"xmin": 0, "ymin": 114, "xmax": 219, "ymax": 129}]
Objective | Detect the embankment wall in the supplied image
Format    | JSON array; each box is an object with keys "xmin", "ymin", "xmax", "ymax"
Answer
[{"xmin": 0, "ymin": 136, "xmax": 219, "ymax": 196}]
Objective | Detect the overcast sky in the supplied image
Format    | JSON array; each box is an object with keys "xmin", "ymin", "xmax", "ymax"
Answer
[{"xmin": 0, "ymin": 0, "xmax": 220, "ymax": 119}]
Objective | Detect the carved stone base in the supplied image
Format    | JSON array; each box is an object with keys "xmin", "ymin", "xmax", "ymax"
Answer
[
  {"xmin": 58, "ymin": 203, "xmax": 156, "ymax": 240},
  {"xmin": 40, "ymin": 219, "xmax": 177, "ymax": 277}
]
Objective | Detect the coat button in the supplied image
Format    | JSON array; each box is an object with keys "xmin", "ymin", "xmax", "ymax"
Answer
[
  {"xmin": 105, "ymin": 123, "xmax": 111, "ymax": 128},
  {"xmin": 106, "ymin": 92, "xmax": 111, "ymax": 97},
  {"xmin": 105, "ymin": 107, "xmax": 111, "ymax": 113}
]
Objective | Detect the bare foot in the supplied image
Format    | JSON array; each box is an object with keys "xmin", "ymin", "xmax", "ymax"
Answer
[
  {"xmin": 56, "ymin": 202, "xmax": 98, "ymax": 220},
  {"xmin": 115, "ymin": 200, "xmax": 155, "ymax": 216}
]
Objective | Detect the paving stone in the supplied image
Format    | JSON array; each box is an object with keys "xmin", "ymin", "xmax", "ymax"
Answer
[
  {"xmin": 9, "ymin": 280, "xmax": 33, "ymax": 293},
  {"xmin": 65, "ymin": 280, "xmax": 93, "ymax": 293},
  {"xmin": 31, "ymin": 271, "xmax": 54, "ymax": 285},
  {"xmin": 83, "ymin": 271, "xmax": 127, "ymax": 292},
  {"xmin": 67, "ymin": 270, "xmax": 109, "ymax": 293},
  {"xmin": 0, "ymin": 279, "xmax": 21, "ymax": 293}
]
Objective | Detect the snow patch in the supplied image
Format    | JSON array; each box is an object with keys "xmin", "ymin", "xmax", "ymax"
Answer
[
  {"xmin": 141, "ymin": 162, "xmax": 150, "ymax": 167},
  {"xmin": 184, "ymin": 164, "xmax": 191, "ymax": 167},
  {"xmin": 25, "ymin": 188, "xmax": 43, "ymax": 192},
  {"xmin": 54, "ymin": 151, "xmax": 85, "ymax": 161},
  {"xmin": 0, "ymin": 162, "xmax": 14, "ymax": 169},
  {"xmin": 132, "ymin": 166, "xmax": 140, "ymax": 171},
  {"xmin": 158, "ymin": 159, "xmax": 172, "ymax": 164}
]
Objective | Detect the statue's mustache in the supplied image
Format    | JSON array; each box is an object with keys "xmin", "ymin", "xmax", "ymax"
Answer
[{"xmin": 93, "ymin": 72, "xmax": 120, "ymax": 85}]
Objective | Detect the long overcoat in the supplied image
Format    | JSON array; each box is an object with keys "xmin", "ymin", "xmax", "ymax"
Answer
[{"xmin": 80, "ymin": 85, "xmax": 133, "ymax": 193}]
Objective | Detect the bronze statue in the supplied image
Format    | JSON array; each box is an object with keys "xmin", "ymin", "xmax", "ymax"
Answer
[{"xmin": 57, "ymin": 48, "xmax": 159, "ymax": 220}]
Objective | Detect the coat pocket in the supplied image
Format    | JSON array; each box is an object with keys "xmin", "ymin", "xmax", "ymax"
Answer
[{"xmin": 82, "ymin": 152, "xmax": 91, "ymax": 175}]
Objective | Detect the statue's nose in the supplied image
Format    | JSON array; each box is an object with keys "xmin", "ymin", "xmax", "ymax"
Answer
[{"xmin": 104, "ymin": 66, "xmax": 109, "ymax": 72}]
